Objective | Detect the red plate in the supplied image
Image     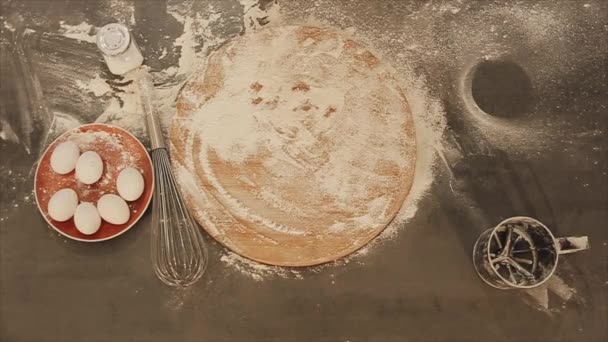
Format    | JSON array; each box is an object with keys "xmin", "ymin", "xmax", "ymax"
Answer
[{"xmin": 34, "ymin": 123, "xmax": 154, "ymax": 242}]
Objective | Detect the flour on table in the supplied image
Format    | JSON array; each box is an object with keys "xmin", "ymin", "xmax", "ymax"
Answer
[
  {"xmin": 240, "ymin": 0, "xmax": 282, "ymax": 33},
  {"xmin": 220, "ymin": 252, "xmax": 303, "ymax": 282},
  {"xmin": 59, "ymin": 21, "xmax": 97, "ymax": 43},
  {"xmin": 94, "ymin": 72, "xmax": 147, "ymax": 141},
  {"xmin": 75, "ymin": 74, "xmax": 111, "ymax": 97},
  {"xmin": 85, "ymin": 3, "xmax": 231, "ymax": 140}
]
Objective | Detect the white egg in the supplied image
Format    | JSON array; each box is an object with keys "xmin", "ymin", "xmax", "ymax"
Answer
[
  {"xmin": 73, "ymin": 202, "xmax": 101, "ymax": 235},
  {"xmin": 97, "ymin": 194, "xmax": 130, "ymax": 225},
  {"xmin": 47, "ymin": 188, "xmax": 78, "ymax": 222},
  {"xmin": 75, "ymin": 151, "xmax": 103, "ymax": 184},
  {"xmin": 50, "ymin": 141, "xmax": 80, "ymax": 174},
  {"xmin": 116, "ymin": 167, "xmax": 145, "ymax": 201}
]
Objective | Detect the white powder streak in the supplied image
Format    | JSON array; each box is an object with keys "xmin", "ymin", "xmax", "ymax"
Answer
[
  {"xmin": 240, "ymin": 0, "xmax": 282, "ymax": 33},
  {"xmin": 220, "ymin": 251, "xmax": 303, "ymax": 282},
  {"xmin": 59, "ymin": 21, "xmax": 97, "ymax": 44},
  {"xmin": 170, "ymin": 13, "xmax": 196, "ymax": 76},
  {"xmin": 75, "ymin": 74, "xmax": 111, "ymax": 97}
]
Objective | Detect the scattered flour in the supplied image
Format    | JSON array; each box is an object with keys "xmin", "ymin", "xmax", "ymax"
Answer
[
  {"xmin": 69, "ymin": 130, "xmax": 122, "ymax": 149},
  {"xmin": 240, "ymin": 0, "xmax": 282, "ymax": 33},
  {"xmin": 67, "ymin": 130, "xmax": 136, "ymax": 167},
  {"xmin": 103, "ymin": 0, "xmax": 136, "ymax": 26},
  {"xmin": 94, "ymin": 72, "xmax": 147, "ymax": 140},
  {"xmin": 43, "ymin": 113, "xmax": 82, "ymax": 145},
  {"xmin": 523, "ymin": 274, "xmax": 580, "ymax": 313},
  {"xmin": 59, "ymin": 21, "xmax": 97, "ymax": 43},
  {"xmin": 170, "ymin": 13, "xmax": 197, "ymax": 76},
  {"xmin": 89, "ymin": 4, "xmax": 230, "ymax": 139},
  {"xmin": 169, "ymin": 4, "xmax": 228, "ymax": 77},
  {"xmin": 75, "ymin": 74, "xmax": 111, "ymax": 97},
  {"xmin": 0, "ymin": 119, "xmax": 20, "ymax": 144},
  {"xmin": 220, "ymin": 252, "xmax": 302, "ymax": 282},
  {"xmin": 3, "ymin": 21, "xmax": 16, "ymax": 32}
]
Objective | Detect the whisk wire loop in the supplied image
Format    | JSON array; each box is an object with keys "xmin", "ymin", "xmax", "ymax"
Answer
[{"xmin": 150, "ymin": 148, "xmax": 208, "ymax": 287}]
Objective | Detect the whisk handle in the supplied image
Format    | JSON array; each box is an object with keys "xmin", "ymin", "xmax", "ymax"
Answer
[{"xmin": 137, "ymin": 72, "xmax": 165, "ymax": 150}]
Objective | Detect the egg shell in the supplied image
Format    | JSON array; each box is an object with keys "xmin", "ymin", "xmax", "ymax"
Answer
[
  {"xmin": 97, "ymin": 194, "xmax": 130, "ymax": 225},
  {"xmin": 47, "ymin": 188, "xmax": 79, "ymax": 222},
  {"xmin": 50, "ymin": 141, "xmax": 80, "ymax": 175},
  {"xmin": 116, "ymin": 167, "xmax": 145, "ymax": 201},
  {"xmin": 73, "ymin": 202, "xmax": 101, "ymax": 235},
  {"xmin": 75, "ymin": 151, "xmax": 103, "ymax": 184}
]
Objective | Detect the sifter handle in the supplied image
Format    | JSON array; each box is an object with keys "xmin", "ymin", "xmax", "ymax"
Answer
[{"xmin": 556, "ymin": 236, "xmax": 590, "ymax": 255}]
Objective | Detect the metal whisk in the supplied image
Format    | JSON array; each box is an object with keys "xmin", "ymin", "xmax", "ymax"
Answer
[
  {"xmin": 95, "ymin": 22, "xmax": 208, "ymax": 286},
  {"xmin": 138, "ymin": 73, "xmax": 208, "ymax": 287}
]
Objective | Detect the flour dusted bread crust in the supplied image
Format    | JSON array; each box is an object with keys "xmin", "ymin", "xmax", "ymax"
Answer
[{"xmin": 171, "ymin": 26, "xmax": 416, "ymax": 266}]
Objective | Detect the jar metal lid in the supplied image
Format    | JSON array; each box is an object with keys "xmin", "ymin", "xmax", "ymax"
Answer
[{"xmin": 96, "ymin": 23, "xmax": 131, "ymax": 56}]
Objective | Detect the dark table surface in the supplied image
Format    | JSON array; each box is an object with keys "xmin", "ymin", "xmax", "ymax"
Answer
[{"xmin": 1, "ymin": 1, "xmax": 607, "ymax": 341}]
